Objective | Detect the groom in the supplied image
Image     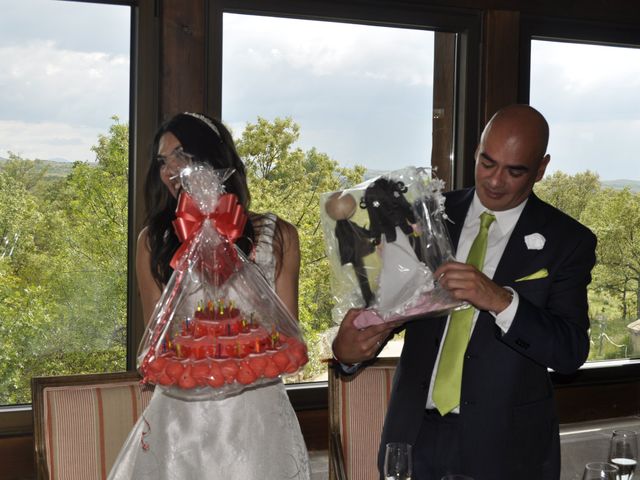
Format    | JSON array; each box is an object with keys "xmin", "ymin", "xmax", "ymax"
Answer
[{"xmin": 332, "ymin": 104, "xmax": 597, "ymax": 480}]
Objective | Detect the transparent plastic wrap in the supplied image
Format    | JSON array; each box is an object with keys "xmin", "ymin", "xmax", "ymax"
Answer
[
  {"xmin": 138, "ymin": 165, "xmax": 308, "ymax": 400},
  {"xmin": 320, "ymin": 166, "xmax": 464, "ymax": 328}
]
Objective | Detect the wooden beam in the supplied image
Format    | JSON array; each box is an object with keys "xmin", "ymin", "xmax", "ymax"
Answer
[
  {"xmin": 481, "ymin": 9, "xmax": 520, "ymax": 125},
  {"xmin": 432, "ymin": 32, "xmax": 456, "ymax": 190},
  {"xmin": 160, "ymin": 0, "xmax": 207, "ymax": 120}
]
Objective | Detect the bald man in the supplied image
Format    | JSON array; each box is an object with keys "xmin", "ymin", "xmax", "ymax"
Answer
[{"xmin": 333, "ymin": 105, "xmax": 597, "ymax": 480}]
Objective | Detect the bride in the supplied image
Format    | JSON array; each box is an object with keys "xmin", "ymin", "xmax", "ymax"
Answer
[{"xmin": 108, "ymin": 112, "xmax": 310, "ymax": 480}]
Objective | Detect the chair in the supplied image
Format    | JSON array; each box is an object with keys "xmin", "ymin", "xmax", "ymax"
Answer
[
  {"xmin": 328, "ymin": 357, "xmax": 398, "ymax": 480},
  {"xmin": 31, "ymin": 371, "xmax": 154, "ymax": 480}
]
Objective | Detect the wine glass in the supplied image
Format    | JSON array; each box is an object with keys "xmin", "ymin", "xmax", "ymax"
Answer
[
  {"xmin": 609, "ymin": 429, "xmax": 638, "ymax": 480},
  {"xmin": 384, "ymin": 442, "xmax": 412, "ymax": 480},
  {"xmin": 582, "ymin": 462, "xmax": 619, "ymax": 480}
]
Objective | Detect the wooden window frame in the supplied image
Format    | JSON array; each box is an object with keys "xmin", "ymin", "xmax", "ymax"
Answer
[
  {"xmin": 200, "ymin": 0, "xmax": 483, "ymax": 447},
  {"xmin": 519, "ymin": 15, "xmax": 640, "ymax": 422},
  {"xmin": 0, "ymin": 0, "xmax": 143, "ymax": 436}
]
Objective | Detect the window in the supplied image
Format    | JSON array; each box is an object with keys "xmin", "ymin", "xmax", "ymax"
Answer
[
  {"xmin": 529, "ymin": 39, "xmax": 640, "ymax": 363},
  {"xmin": 222, "ymin": 13, "xmax": 448, "ymax": 381},
  {"xmin": 0, "ymin": 0, "xmax": 131, "ymax": 406}
]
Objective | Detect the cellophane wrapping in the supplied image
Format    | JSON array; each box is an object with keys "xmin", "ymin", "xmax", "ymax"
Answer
[
  {"xmin": 320, "ymin": 166, "xmax": 464, "ymax": 328},
  {"xmin": 138, "ymin": 164, "xmax": 308, "ymax": 400}
]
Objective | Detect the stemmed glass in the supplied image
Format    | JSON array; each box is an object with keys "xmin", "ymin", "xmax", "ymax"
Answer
[
  {"xmin": 582, "ymin": 462, "xmax": 619, "ymax": 480},
  {"xmin": 384, "ymin": 442, "xmax": 412, "ymax": 480},
  {"xmin": 609, "ymin": 429, "xmax": 638, "ymax": 480}
]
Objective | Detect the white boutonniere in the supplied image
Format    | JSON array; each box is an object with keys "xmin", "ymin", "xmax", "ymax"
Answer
[{"xmin": 524, "ymin": 233, "xmax": 545, "ymax": 250}]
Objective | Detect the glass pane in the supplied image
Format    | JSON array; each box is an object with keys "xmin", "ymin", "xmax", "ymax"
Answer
[
  {"xmin": 530, "ymin": 40, "xmax": 640, "ymax": 362},
  {"xmin": 222, "ymin": 13, "xmax": 435, "ymax": 381},
  {"xmin": 0, "ymin": 0, "xmax": 131, "ymax": 405}
]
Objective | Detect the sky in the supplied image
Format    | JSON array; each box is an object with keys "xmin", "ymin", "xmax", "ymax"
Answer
[
  {"xmin": 530, "ymin": 40, "xmax": 640, "ymax": 181},
  {"xmin": 0, "ymin": 0, "xmax": 130, "ymax": 162},
  {"xmin": 1, "ymin": 2, "xmax": 639, "ymax": 181},
  {"xmin": 221, "ymin": 14, "xmax": 434, "ymax": 172}
]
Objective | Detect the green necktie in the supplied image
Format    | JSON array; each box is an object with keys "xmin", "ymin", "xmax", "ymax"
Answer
[{"xmin": 432, "ymin": 211, "xmax": 496, "ymax": 415}]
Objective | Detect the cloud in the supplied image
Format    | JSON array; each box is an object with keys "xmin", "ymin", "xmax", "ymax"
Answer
[
  {"xmin": 222, "ymin": 14, "xmax": 435, "ymax": 170},
  {"xmin": 529, "ymin": 40, "xmax": 640, "ymax": 180},
  {"xmin": 224, "ymin": 14, "xmax": 434, "ymax": 87},
  {"xmin": 0, "ymin": 40, "xmax": 129, "ymax": 128},
  {"xmin": 0, "ymin": 120, "xmax": 103, "ymax": 162},
  {"xmin": 1, "ymin": 0, "xmax": 130, "ymax": 55},
  {"xmin": 531, "ymin": 40, "xmax": 640, "ymax": 122},
  {"xmin": 545, "ymin": 119, "xmax": 640, "ymax": 181},
  {"xmin": 1, "ymin": 1, "xmax": 130, "ymax": 163}
]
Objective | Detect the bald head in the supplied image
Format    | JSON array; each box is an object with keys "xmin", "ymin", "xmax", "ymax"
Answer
[
  {"xmin": 474, "ymin": 104, "xmax": 551, "ymax": 211},
  {"xmin": 482, "ymin": 104, "xmax": 549, "ymax": 164}
]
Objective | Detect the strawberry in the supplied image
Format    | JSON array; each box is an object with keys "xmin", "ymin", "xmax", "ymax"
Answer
[
  {"xmin": 148, "ymin": 356, "xmax": 168, "ymax": 374},
  {"xmin": 220, "ymin": 360, "xmax": 239, "ymax": 383},
  {"xmin": 237, "ymin": 363, "xmax": 257, "ymax": 385},
  {"xmin": 191, "ymin": 362, "xmax": 210, "ymax": 386},
  {"xmin": 165, "ymin": 361, "xmax": 185, "ymax": 380},
  {"xmin": 272, "ymin": 351, "xmax": 289, "ymax": 370},
  {"xmin": 248, "ymin": 356, "xmax": 267, "ymax": 377},
  {"xmin": 264, "ymin": 358, "xmax": 280, "ymax": 378},
  {"xmin": 178, "ymin": 367, "xmax": 197, "ymax": 389}
]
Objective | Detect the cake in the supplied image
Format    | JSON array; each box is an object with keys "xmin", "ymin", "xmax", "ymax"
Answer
[{"xmin": 143, "ymin": 299, "xmax": 308, "ymax": 390}]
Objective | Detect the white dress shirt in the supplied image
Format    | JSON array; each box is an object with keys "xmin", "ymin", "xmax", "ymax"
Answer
[{"xmin": 425, "ymin": 193, "xmax": 527, "ymax": 412}]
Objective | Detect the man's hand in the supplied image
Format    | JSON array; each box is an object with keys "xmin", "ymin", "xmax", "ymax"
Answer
[
  {"xmin": 434, "ymin": 261, "xmax": 512, "ymax": 313},
  {"xmin": 332, "ymin": 309, "xmax": 401, "ymax": 365}
]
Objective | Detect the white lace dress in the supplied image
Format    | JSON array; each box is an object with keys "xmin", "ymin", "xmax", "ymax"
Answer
[{"xmin": 108, "ymin": 214, "xmax": 310, "ymax": 480}]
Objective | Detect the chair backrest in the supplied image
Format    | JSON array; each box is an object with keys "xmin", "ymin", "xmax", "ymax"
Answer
[
  {"xmin": 328, "ymin": 358, "xmax": 398, "ymax": 480},
  {"xmin": 31, "ymin": 371, "xmax": 153, "ymax": 480}
]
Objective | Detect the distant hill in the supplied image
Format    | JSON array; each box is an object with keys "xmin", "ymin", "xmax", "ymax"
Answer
[
  {"xmin": 601, "ymin": 179, "xmax": 640, "ymax": 192},
  {"xmin": 0, "ymin": 157, "xmax": 76, "ymax": 181}
]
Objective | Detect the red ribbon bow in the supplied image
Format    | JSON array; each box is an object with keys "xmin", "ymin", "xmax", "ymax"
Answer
[{"xmin": 170, "ymin": 191, "xmax": 248, "ymax": 270}]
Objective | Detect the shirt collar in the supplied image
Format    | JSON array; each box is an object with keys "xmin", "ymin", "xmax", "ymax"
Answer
[{"xmin": 469, "ymin": 192, "xmax": 528, "ymax": 235}]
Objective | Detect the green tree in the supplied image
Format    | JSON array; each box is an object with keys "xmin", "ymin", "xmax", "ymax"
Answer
[
  {"xmin": 582, "ymin": 187, "xmax": 640, "ymax": 322},
  {"xmin": 0, "ymin": 152, "xmax": 50, "ymax": 194},
  {"xmin": 534, "ymin": 170, "xmax": 600, "ymax": 221},
  {"xmin": 236, "ymin": 116, "xmax": 365, "ymax": 378},
  {"xmin": 0, "ymin": 118, "xmax": 128, "ymax": 404},
  {"xmin": 535, "ymin": 171, "xmax": 640, "ymax": 360}
]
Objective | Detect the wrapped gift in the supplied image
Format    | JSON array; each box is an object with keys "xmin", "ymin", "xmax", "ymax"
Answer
[
  {"xmin": 138, "ymin": 165, "xmax": 308, "ymax": 400},
  {"xmin": 320, "ymin": 166, "xmax": 463, "ymax": 328}
]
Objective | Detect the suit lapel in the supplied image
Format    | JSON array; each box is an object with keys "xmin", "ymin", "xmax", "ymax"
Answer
[
  {"xmin": 492, "ymin": 193, "xmax": 550, "ymax": 286},
  {"xmin": 444, "ymin": 188, "xmax": 474, "ymax": 252}
]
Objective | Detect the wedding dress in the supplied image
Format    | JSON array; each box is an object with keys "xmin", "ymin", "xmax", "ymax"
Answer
[{"xmin": 108, "ymin": 214, "xmax": 310, "ymax": 480}]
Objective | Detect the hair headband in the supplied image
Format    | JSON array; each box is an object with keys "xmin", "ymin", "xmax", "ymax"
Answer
[{"xmin": 184, "ymin": 112, "xmax": 221, "ymax": 138}]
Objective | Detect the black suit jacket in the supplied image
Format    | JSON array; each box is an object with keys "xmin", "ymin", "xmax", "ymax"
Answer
[{"xmin": 377, "ymin": 188, "xmax": 597, "ymax": 480}]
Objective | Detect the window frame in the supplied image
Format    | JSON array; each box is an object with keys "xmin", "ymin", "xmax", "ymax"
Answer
[
  {"xmin": 0, "ymin": 0, "xmax": 141, "ymax": 435},
  {"xmin": 203, "ymin": 0, "xmax": 483, "ymax": 416},
  {"xmin": 5, "ymin": 0, "xmax": 639, "ymax": 440},
  {"xmin": 519, "ymin": 15, "xmax": 640, "ymax": 422}
]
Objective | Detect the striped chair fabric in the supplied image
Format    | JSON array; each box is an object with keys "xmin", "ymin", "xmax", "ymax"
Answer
[
  {"xmin": 329, "ymin": 358, "xmax": 398, "ymax": 480},
  {"xmin": 32, "ymin": 372, "xmax": 153, "ymax": 480}
]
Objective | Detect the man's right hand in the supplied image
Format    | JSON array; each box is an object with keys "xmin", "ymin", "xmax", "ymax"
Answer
[{"xmin": 332, "ymin": 309, "xmax": 401, "ymax": 365}]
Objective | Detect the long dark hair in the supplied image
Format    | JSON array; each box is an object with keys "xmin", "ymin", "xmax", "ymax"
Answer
[{"xmin": 144, "ymin": 113, "xmax": 253, "ymax": 285}]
